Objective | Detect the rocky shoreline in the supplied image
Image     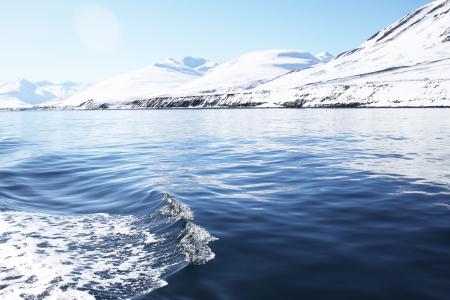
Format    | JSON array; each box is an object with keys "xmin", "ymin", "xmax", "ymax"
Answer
[{"xmin": 29, "ymin": 78, "xmax": 447, "ymax": 110}]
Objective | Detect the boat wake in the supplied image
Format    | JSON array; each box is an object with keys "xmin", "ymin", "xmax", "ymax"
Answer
[{"xmin": 0, "ymin": 194, "xmax": 217, "ymax": 299}]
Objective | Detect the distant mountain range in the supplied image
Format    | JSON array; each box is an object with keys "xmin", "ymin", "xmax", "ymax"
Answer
[
  {"xmin": 48, "ymin": 57, "xmax": 217, "ymax": 107},
  {"xmin": 128, "ymin": 0, "xmax": 447, "ymax": 108},
  {"xmin": 170, "ymin": 50, "xmax": 330, "ymax": 95},
  {"xmin": 1, "ymin": 0, "xmax": 448, "ymax": 109},
  {"xmin": 58, "ymin": 50, "xmax": 334, "ymax": 107},
  {"xmin": 0, "ymin": 80, "xmax": 89, "ymax": 109},
  {"xmin": 1, "ymin": 51, "xmax": 330, "ymax": 108}
]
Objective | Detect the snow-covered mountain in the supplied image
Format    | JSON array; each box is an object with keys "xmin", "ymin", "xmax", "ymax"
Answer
[
  {"xmin": 7, "ymin": 0, "xmax": 448, "ymax": 109},
  {"xmin": 171, "ymin": 50, "xmax": 325, "ymax": 95},
  {"xmin": 251, "ymin": 0, "xmax": 450, "ymax": 107},
  {"xmin": 263, "ymin": 0, "xmax": 450, "ymax": 88},
  {"xmin": 0, "ymin": 79, "xmax": 87, "ymax": 109},
  {"xmin": 0, "ymin": 96, "xmax": 27, "ymax": 109},
  {"xmin": 50, "ymin": 51, "xmax": 328, "ymax": 107},
  {"xmin": 113, "ymin": 0, "xmax": 447, "ymax": 108},
  {"xmin": 50, "ymin": 57, "xmax": 217, "ymax": 107}
]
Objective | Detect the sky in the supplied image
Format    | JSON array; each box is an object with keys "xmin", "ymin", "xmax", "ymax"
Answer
[{"xmin": 0, "ymin": 0, "xmax": 431, "ymax": 83}]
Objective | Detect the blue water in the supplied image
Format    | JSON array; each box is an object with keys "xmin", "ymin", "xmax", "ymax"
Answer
[{"xmin": 1, "ymin": 109, "xmax": 450, "ymax": 300}]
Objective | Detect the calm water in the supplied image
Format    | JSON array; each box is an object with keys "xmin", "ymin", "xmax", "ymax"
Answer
[{"xmin": 1, "ymin": 109, "xmax": 450, "ymax": 300}]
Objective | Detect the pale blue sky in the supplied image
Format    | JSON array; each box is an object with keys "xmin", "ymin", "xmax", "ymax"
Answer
[{"xmin": 0, "ymin": 0, "xmax": 430, "ymax": 83}]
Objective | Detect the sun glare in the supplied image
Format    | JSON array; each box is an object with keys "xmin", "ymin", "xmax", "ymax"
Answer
[{"xmin": 73, "ymin": 4, "xmax": 122, "ymax": 52}]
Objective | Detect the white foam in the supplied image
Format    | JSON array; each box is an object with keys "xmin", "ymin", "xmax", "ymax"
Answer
[
  {"xmin": 0, "ymin": 211, "xmax": 166, "ymax": 299},
  {"xmin": 0, "ymin": 194, "xmax": 218, "ymax": 299},
  {"xmin": 162, "ymin": 193, "xmax": 194, "ymax": 220},
  {"xmin": 161, "ymin": 194, "xmax": 218, "ymax": 265},
  {"xmin": 181, "ymin": 222, "xmax": 218, "ymax": 265}
]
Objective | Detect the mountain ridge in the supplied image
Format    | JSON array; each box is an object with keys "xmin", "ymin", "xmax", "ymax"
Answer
[
  {"xmin": 2, "ymin": 0, "xmax": 448, "ymax": 109},
  {"xmin": 0, "ymin": 79, "xmax": 88, "ymax": 109},
  {"xmin": 47, "ymin": 57, "xmax": 217, "ymax": 107},
  {"xmin": 32, "ymin": 50, "xmax": 332, "ymax": 108},
  {"xmin": 169, "ymin": 49, "xmax": 326, "ymax": 95},
  {"xmin": 127, "ymin": 0, "xmax": 448, "ymax": 108}
]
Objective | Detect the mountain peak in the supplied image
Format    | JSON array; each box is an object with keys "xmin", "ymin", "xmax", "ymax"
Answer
[
  {"xmin": 172, "ymin": 49, "xmax": 322, "ymax": 94},
  {"xmin": 360, "ymin": 0, "xmax": 450, "ymax": 50},
  {"xmin": 0, "ymin": 78, "xmax": 35, "ymax": 91},
  {"xmin": 11, "ymin": 78, "xmax": 33, "ymax": 86},
  {"xmin": 259, "ymin": 0, "xmax": 450, "ymax": 97},
  {"xmin": 315, "ymin": 51, "xmax": 334, "ymax": 63},
  {"xmin": 181, "ymin": 56, "xmax": 208, "ymax": 68},
  {"xmin": 154, "ymin": 56, "xmax": 216, "ymax": 75},
  {"xmin": 0, "ymin": 78, "xmax": 88, "ymax": 106}
]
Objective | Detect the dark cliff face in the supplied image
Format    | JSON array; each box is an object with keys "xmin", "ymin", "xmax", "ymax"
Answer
[
  {"xmin": 442, "ymin": 28, "xmax": 450, "ymax": 42},
  {"xmin": 78, "ymin": 94, "xmax": 268, "ymax": 110},
  {"xmin": 127, "ymin": 97, "xmax": 265, "ymax": 109},
  {"xmin": 74, "ymin": 77, "xmax": 449, "ymax": 110}
]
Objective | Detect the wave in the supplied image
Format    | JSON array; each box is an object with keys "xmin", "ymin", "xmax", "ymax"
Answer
[
  {"xmin": 0, "ymin": 193, "xmax": 217, "ymax": 299},
  {"xmin": 434, "ymin": 202, "xmax": 450, "ymax": 210}
]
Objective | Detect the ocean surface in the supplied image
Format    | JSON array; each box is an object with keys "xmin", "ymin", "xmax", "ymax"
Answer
[{"xmin": 1, "ymin": 109, "xmax": 450, "ymax": 300}]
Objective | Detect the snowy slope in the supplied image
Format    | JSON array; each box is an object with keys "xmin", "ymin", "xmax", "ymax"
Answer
[
  {"xmin": 10, "ymin": 1, "xmax": 448, "ymax": 109},
  {"xmin": 52, "ymin": 57, "xmax": 217, "ymax": 107},
  {"xmin": 0, "ymin": 96, "xmax": 28, "ymax": 109},
  {"xmin": 172, "ymin": 50, "xmax": 325, "ymax": 95},
  {"xmin": 260, "ymin": 0, "xmax": 450, "ymax": 90},
  {"xmin": 34, "ymin": 81, "xmax": 89, "ymax": 102},
  {"xmin": 0, "ymin": 79, "xmax": 87, "ymax": 109},
  {"xmin": 0, "ymin": 79, "xmax": 36, "ymax": 108},
  {"xmin": 94, "ymin": 0, "xmax": 449, "ymax": 109}
]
